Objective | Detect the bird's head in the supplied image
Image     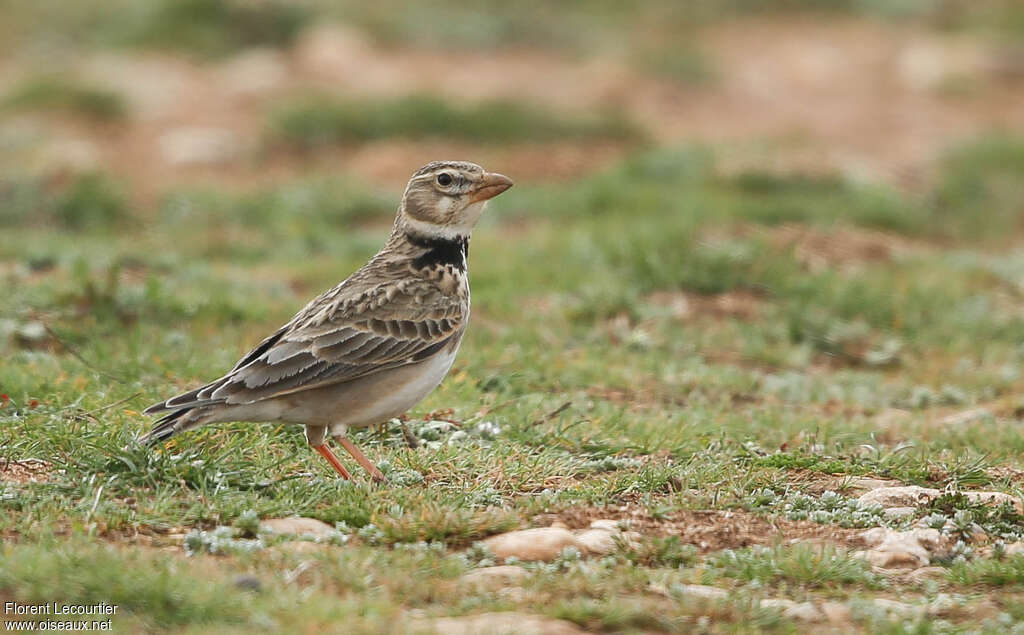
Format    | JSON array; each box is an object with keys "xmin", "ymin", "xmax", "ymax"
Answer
[{"xmin": 399, "ymin": 161, "xmax": 513, "ymax": 239}]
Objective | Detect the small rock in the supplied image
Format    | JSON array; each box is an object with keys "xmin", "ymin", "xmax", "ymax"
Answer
[
  {"xmin": 674, "ymin": 584, "xmax": 728, "ymax": 601},
  {"xmin": 218, "ymin": 48, "xmax": 289, "ymax": 97},
  {"xmin": 760, "ymin": 599, "xmax": 823, "ymax": 622},
  {"xmin": 158, "ymin": 126, "xmax": 243, "ymax": 166},
  {"xmin": 483, "ymin": 528, "xmax": 582, "ymax": 562},
  {"xmin": 939, "ymin": 408, "xmax": 994, "ymax": 426},
  {"xmin": 871, "ymin": 598, "xmax": 925, "ymax": 618},
  {"xmin": 260, "ymin": 517, "xmax": 335, "ymax": 538},
  {"xmin": 857, "ymin": 486, "xmax": 941, "ymax": 508},
  {"xmin": 845, "ymin": 477, "xmax": 902, "ymax": 493},
  {"xmin": 785, "ymin": 602, "xmax": 824, "ymax": 622},
  {"xmin": 1004, "ymin": 542, "xmax": 1024, "ymax": 556},
  {"xmin": 588, "ymin": 519, "xmax": 622, "ymax": 531},
  {"xmin": 646, "ymin": 582, "xmax": 671, "ymax": 597},
  {"xmin": 459, "ymin": 566, "xmax": 528, "ymax": 589},
  {"xmin": 963, "ymin": 491, "xmax": 1023, "ymax": 513},
  {"xmin": 856, "ymin": 527, "xmax": 941, "ymax": 568},
  {"xmin": 574, "ymin": 529, "xmax": 618, "ymax": 555},
  {"xmin": 927, "ymin": 593, "xmax": 957, "ymax": 617},
  {"xmin": 274, "ymin": 541, "xmax": 330, "ymax": 554},
  {"xmin": 905, "ymin": 566, "xmax": 947, "ymax": 583},
  {"xmin": 233, "ymin": 575, "xmax": 262, "ymax": 592},
  {"xmin": 414, "ymin": 612, "xmax": 586, "ymax": 635},
  {"xmin": 820, "ymin": 601, "xmax": 852, "ymax": 623},
  {"xmin": 882, "ymin": 506, "xmax": 917, "ymax": 520}
]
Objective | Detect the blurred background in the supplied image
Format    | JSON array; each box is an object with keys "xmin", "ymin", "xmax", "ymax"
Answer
[
  {"xmin": 2, "ymin": 0, "xmax": 1022, "ymax": 217},
  {"xmin": 2, "ymin": 0, "xmax": 1024, "ymax": 400}
]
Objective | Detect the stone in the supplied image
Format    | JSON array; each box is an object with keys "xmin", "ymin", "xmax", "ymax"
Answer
[
  {"xmin": 674, "ymin": 584, "xmax": 728, "ymax": 601},
  {"xmin": 1005, "ymin": 542, "xmax": 1024, "ymax": 556},
  {"xmin": 783, "ymin": 602, "xmax": 824, "ymax": 622},
  {"xmin": 483, "ymin": 527, "xmax": 583, "ymax": 562},
  {"xmin": 845, "ymin": 477, "xmax": 901, "ymax": 493},
  {"xmin": 857, "ymin": 486, "xmax": 941, "ymax": 508},
  {"xmin": 963, "ymin": 491, "xmax": 1023, "ymax": 513},
  {"xmin": 820, "ymin": 601, "xmax": 852, "ymax": 623},
  {"xmin": 760, "ymin": 598, "xmax": 823, "ymax": 621},
  {"xmin": 856, "ymin": 527, "xmax": 941, "ymax": 569},
  {"xmin": 871, "ymin": 598, "xmax": 925, "ymax": 618},
  {"xmin": 158, "ymin": 126, "xmax": 243, "ymax": 166},
  {"xmin": 939, "ymin": 408, "xmax": 994, "ymax": 426},
  {"xmin": 905, "ymin": 566, "xmax": 947, "ymax": 583},
  {"xmin": 414, "ymin": 612, "xmax": 586, "ymax": 635},
  {"xmin": 882, "ymin": 506, "xmax": 917, "ymax": 520},
  {"xmin": 459, "ymin": 566, "xmax": 528, "ymax": 589},
  {"xmin": 574, "ymin": 529, "xmax": 618, "ymax": 555},
  {"xmin": 588, "ymin": 519, "xmax": 622, "ymax": 531},
  {"xmin": 926, "ymin": 593, "xmax": 957, "ymax": 617},
  {"xmin": 274, "ymin": 541, "xmax": 331, "ymax": 554},
  {"xmin": 218, "ymin": 48, "xmax": 289, "ymax": 97},
  {"xmin": 260, "ymin": 517, "xmax": 335, "ymax": 538}
]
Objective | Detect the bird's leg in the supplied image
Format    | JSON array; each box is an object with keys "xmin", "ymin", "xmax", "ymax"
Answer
[
  {"xmin": 334, "ymin": 436, "xmax": 386, "ymax": 483},
  {"xmin": 314, "ymin": 443, "xmax": 352, "ymax": 480},
  {"xmin": 307, "ymin": 424, "xmax": 351, "ymax": 480}
]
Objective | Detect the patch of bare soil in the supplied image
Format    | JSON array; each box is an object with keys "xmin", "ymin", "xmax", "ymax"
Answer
[
  {"xmin": 645, "ymin": 289, "xmax": 767, "ymax": 321},
  {"xmin": 0, "ymin": 458, "xmax": 52, "ymax": 484},
  {"xmin": 765, "ymin": 224, "xmax": 930, "ymax": 271},
  {"xmin": 548, "ymin": 504, "xmax": 862, "ymax": 553}
]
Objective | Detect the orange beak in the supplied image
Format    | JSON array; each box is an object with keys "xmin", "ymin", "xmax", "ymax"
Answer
[{"xmin": 469, "ymin": 172, "xmax": 514, "ymax": 203}]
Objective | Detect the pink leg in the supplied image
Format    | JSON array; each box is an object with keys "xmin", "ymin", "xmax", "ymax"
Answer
[
  {"xmin": 313, "ymin": 444, "xmax": 352, "ymax": 480},
  {"xmin": 337, "ymin": 437, "xmax": 385, "ymax": 482}
]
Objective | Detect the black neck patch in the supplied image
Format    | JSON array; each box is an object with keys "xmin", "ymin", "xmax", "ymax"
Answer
[{"xmin": 406, "ymin": 232, "xmax": 469, "ymax": 272}]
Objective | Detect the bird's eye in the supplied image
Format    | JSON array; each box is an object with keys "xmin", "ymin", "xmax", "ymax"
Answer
[{"xmin": 436, "ymin": 173, "xmax": 453, "ymax": 186}]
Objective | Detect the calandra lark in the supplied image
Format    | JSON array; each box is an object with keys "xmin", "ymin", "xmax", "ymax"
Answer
[{"xmin": 142, "ymin": 161, "xmax": 513, "ymax": 481}]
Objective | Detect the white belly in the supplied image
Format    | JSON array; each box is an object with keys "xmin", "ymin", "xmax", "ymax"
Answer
[
  {"xmin": 341, "ymin": 347, "xmax": 459, "ymax": 427},
  {"xmin": 206, "ymin": 344, "xmax": 463, "ymax": 431}
]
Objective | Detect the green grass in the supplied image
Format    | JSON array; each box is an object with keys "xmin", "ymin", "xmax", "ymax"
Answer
[
  {"xmin": 270, "ymin": 95, "xmax": 643, "ymax": 149},
  {"xmin": 948, "ymin": 555, "xmax": 1024, "ymax": 586},
  {"xmin": 2, "ymin": 76, "xmax": 125, "ymax": 120},
  {"xmin": 0, "ymin": 173, "xmax": 128, "ymax": 230},
  {"xmin": 3, "ymin": 137, "xmax": 1024, "ymax": 631},
  {"xmin": 709, "ymin": 544, "xmax": 885, "ymax": 589},
  {"xmin": 112, "ymin": 0, "xmax": 311, "ymax": 58}
]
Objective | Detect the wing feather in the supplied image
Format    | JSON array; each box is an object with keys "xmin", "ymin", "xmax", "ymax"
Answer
[{"xmin": 201, "ymin": 282, "xmax": 464, "ymax": 405}]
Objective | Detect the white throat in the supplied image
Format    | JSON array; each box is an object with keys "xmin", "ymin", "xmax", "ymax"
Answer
[{"xmin": 403, "ymin": 200, "xmax": 487, "ymax": 240}]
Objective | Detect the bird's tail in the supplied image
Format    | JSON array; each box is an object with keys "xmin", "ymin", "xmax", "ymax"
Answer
[{"xmin": 139, "ymin": 407, "xmax": 205, "ymax": 446}]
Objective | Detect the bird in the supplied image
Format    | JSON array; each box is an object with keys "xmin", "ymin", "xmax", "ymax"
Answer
[{"xmin": 141, "ymin": 161, "xmax": 513, "ymax": 482}]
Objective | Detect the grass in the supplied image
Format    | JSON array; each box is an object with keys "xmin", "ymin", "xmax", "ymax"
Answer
[
  {"xmin": 2, "ymin": 85, "xmax": 1024, "ymax": 635},
  {"xmin": 709, "ymin": 544, "xmax": 885, "ymax": 589},
  {"xmin": 269, "ymin": 95, "xmax": 643, "ymax": 149},
  {"xmin": 0, "ymin": 173, "xmax": 128, "ymax": 230},
  {"xmin": 2, "ymin": 76, "xmax": 125, "ymax": 120}
]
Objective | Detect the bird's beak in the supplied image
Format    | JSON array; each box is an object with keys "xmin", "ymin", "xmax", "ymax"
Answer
[{"xmin": 470, "ymin": 172, "xmax": 514, "ymax": 202}]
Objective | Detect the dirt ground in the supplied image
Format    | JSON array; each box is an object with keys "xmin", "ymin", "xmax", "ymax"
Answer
[{"xmin": 4, "ymin": 16, "xmax": 1023, "ymax": 203}]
